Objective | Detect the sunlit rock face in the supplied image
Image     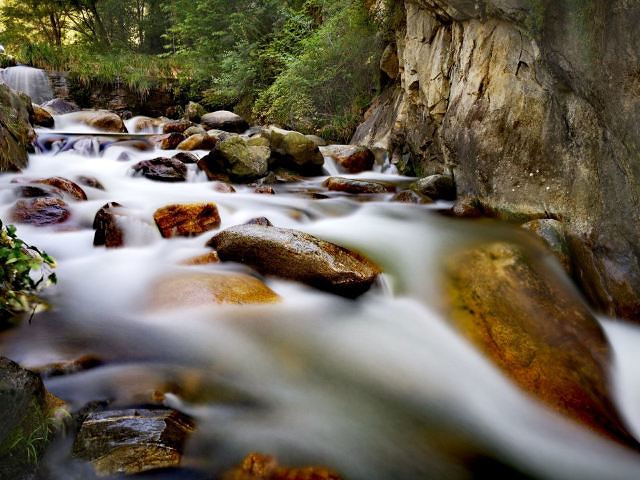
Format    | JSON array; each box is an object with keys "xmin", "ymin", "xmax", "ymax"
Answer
[{"xmin": 354, "ymin": 0, "xmax": 640, "ymax": 321}]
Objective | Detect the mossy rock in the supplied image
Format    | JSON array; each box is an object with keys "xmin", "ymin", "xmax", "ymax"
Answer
[{"xmin": 0, "ymin": 85, "xmax": 34, "ymax": 172}]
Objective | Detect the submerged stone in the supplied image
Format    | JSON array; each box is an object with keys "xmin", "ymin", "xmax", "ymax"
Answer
[
  {"xmin": 324, "ymin": 177, "xmax": 395, "ymax": 194},
  {"xmin": 207, "ymin": 224, "xmax": 381, "ymax": 297},
  {"xmin": 131, "ymin": 157, "xmax": 187, "ymax": 182}
]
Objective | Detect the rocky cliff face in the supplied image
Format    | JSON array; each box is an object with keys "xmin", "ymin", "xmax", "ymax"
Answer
[
  {"xmin": 0, "ymin": 85, "xmax": 34, "ymax": 172},
  {"xmin": 354, "ymin": 0, "xmax": 640, "ymax": 321}
]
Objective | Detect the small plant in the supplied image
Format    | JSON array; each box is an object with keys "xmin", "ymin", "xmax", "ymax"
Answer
[{"xmin": 0, "ymin": 221, "xmax": 56, "ymax": 326}]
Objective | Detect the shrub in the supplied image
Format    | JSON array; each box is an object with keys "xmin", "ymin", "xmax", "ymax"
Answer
[{"xmin": 0, "ymin": 221, "xmax": 56, "ymax": 327}]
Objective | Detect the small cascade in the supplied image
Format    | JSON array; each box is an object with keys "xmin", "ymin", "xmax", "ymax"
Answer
[{"xmin": 0, "ymin": 65, "xmax": 53, "ymax": 104}]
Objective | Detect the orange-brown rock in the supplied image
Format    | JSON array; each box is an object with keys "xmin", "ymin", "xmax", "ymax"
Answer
[
  {"xmin": 153, "ymin": 203, "xmax": 221, "ymax": 238},
  {"xmin": 321, "ymin": 145, "xmax": 375, "ymax": 174},
  {"xmin": 148, "ymin": 272, "xmax": 280, "ymax": 309},
  {"xmin": 323, "ymin": 177, "xmax": 395, "ymax": 194},
  {"xmin": 222, "ymin": 452, "xmax": 342, "ymax": 480},
  {"xmin": 35, "ymin": 177, "xmax": 87, "ymax": 201},
  {"xmin": 32, "ymin": 104, "xmax": 54, "ymax": 128},
  {"xmin": 177, "ymin": 133, "xmax": 217, "ymax": 151},
  {"xmin": 181, "ymin": 251, "xmax": 220, "ymax": 265},
  {"xmin": 442, "ymin": 241, "xmax": 638, "ymax": 447}
]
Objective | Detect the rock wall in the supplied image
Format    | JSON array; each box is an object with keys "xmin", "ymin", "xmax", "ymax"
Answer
[
  {"xmin": 354, "ymin": 0, "xmax": 640, "ymax": 321},
  {"xmin": 0, "ymin": 85, "xmax": 34, "ymax": 172}
]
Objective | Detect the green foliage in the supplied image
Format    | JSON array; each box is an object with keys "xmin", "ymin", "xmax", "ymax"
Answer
[{"xmin": 0, "ymin": 221, "xmax": 56, "ymax": 326}]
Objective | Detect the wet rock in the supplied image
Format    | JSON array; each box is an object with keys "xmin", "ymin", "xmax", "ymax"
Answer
[
  {"xmin": 120, "ymin": 110, "xmax": 133, "ymax": 120},
  {"xmin": 252, "ymin": 172, "xmax": 279, "ymax": 186},
  {"xmin": 131, "ymin": 116, "xmax": 164, "ymax": 133},
  {"xmin": 306, "ymin": 134, "xmax": 328, "ymax": 147},
  {"xmin": 207, "ymin": 129, "xmax": 240, "ymax": 143},
  {"xmin": 35, "ymin": 176, "xmax": 87, "ymax": 201},
  {"xmin": 324, "ymin": 177, "xmax": 395, "ymax": 194},
  {"xmin": 254, "ymin": 186, "xmax": 276, "ymax": 195},
  {"xmin": 0, "ymin": 357, "xmax": 55, "ymax": 477},
  {"xmin": 201, "ymin": 110, "xmax": 249, "ymax": 133},
  {"xmin": 153, "ymin": 203, "xmax": 221, "ymax": 238},
  {"xmin": 149, "ymin": 272, "xmax": 280, "ymax": 308},
  {"xmin": 442, "ymin": 241, "xmax": 638, "ymax": 447},
  {"xmin": 33, "ymin": 355, "xmax": 103, "ymax": 378},
  {"xmin": 412, "ymin": 175, "xmax": 456, "ymax": 201},
  {"xmin": 222, "ymin": 452, "xmax": 342, "ymax": 480},
  {"xmin": 245, "ymin": 217, "xmax": 273, "ymax": 227},
  {"xmin": 212, "ymin": 182, "xmax": 236, "ymax": 193},
  {"xmin": 208, "ymin": 224, "xmax": 381, "ymax": 297},
  {"xmin": 201, "ymin": 137, "xmax": 269, "ymax": 181},
  {"xmin": 93, "ymin": 202, "xmax": 125, "ymax": 248},
  {"xmin": 184, "ymin": 101, "xmax": 206, "ymax": 123},
  {"xmin": 451, "ymin": 197, "xmax": 487, "ymax": 218},
  {"xmin": 0, "ymin": 84, "xmax": 34, "ymax": 172},
  {"xmin": 163, "ymin": 119, "xmax": 193, "ymax": 134},
  {"xmin": 263, "ymin": 127, "xmax": 324, "ymax": 174},
  {"xmin": 41, "ymin": 98, "xmax": 79, "ymax": 115},
  {"xmin": 159, "ymin": 132, "xmax": 186, "ymax": 150},
  {"xmin": 76, "ymin": 175, "xmax": 105, "ymax": 191},
  {"xmin": 184, "ymin": 125, "xmax": 207, "ymax": 136},
  {"xmin": 117, "ymin": 151, "xmax": 131, "ymax": 162},
  {"xmin": 14, "ymin": 183, "xmax": 62, "ymax": 199},
  {"xmin": 61, "ymin": 110, "xmax": 127, "ymax": 133},
  {"xmin": 172, "ymin": 151, "xmax": 198, "ymax": 164},
  {"xmin": 391, "ymin": 190, "xmax": 433, "ymax": 204},
  {"xmin": 12, "ymin": 197, "xmax": 70, "ymax": 225},
  {"xmin": 131, "ymin": 157, "xmax": 188, "ymax": 182},
  {"xmin": 522, "ymin": 219, "xmax": 571, "ymax": 274},
  {"xmin": 72, "ymin": 409, "xmax": 194, "ymax": 476},
  {"xmin": 177, "ymin": 133, "xmax": 217, "ymax": 151},
  {"xmin": 321, "ymin": 145, "xmax": 375, "ymax": 174},
  {"xmin": 181, "ymin": 252, "xmax": 220, "ymax": 265},
  {"xmin": 32, "ymin": 104, "xmax": 54, "ymax": 128},
  {"xmin": 111, "ymin": 139, "xmax": 154, "ymax": 151}
]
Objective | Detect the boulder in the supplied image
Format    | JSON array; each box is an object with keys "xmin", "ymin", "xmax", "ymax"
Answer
[
  {"xmin": 148, "ymin": 272, "xmax": 280, "ymax": 308},
  {"xmin": 321, "ymin": 145, "xmax": 375, "ymax": 174},
  {"xmin": 177, "ymin": 133, "xmax": 217, "ymax": 151},
  {"xmin": 201, "ymin": 136, "xmax": 269, "ymax": 181},
  {"xmin": 41, "ymin": 98, "xmax": 79, "ymax": 115},
  {"xmin": 131, "ymin": 157, "xmax": 187, "ymax": 182},
  {"xmin": 181, "ymin": 252, "xmax": 220, "ymax": 266},
  {"xmin": 522, "ymin": 219, "xmax": 571, "ymax": 273},
  {"xmin": 222, "ymin": 452, "xmax": 342, "ymax": 480},
  {"xmin": 391, "ymin": 190, "xmax": 433, "ymax": 204},
  {"xmin": 206, "ymin": 129, "xmax": 239, "ymax": 143},
  {"xmin": 93, "ymin": 202, "xmax": 125, "ymax": 248},
  {"xmin": 163, "ymin": 119, "xmax": 193, "ymax": 134},
  {"xmin": 76, "ymin": 175, "xmax": 105, "ymax": 191},
  {"xmin": 201, "ymin": 110, "xmax": 249, "ymax": 133},
  {"xmin": 184, "ymin": 125, "xmax": 207, "ymax": 136},
  {"xmin": 72, "ymin": 409, "xmax": 194, "ymax": 476},
  {"xmin": 35, "ymin": 176, "xmax": 87, "ymax": 201},
  {"xmin": 183, "ymin": 101, "xmax": 206, "ymax": 122},
  {"xmin": 159, "ymin": 132, "xmax": 186, "ymax": 150},
  {"xmin": 412, "ymin": 175, "xmax": 456, "ymax": 201},
  {"xmin": 207, "ymin": 224, "xmax": 381, "ymax": 297},
  {"xmin": 172, "ymin": 152, "xmax": 198, "ymax": 164},
  {"xmin": 32, "ymin": 104, "xmax": 54, "ymax": 128},
  {"xmin": 153, "ymin": 203, "xmax": 221, "ymax": 238},
  {"xmin": 212, "ymin": 182, "xmax": 236, "ymax": 193},
  {"xmin": 324, "ymin": 177, "xmax": 395, "ymax": 194},
  {"xmin": 60, "ymin": 110, "xmax": 127, "ymax": 133},
  {"xmin": 263, "ymin": 127, "xmax": 324, "ymax": 174},
  {"xmin": 442, "ymin": 241, "xmax": 638, "ymax": 447},
  {"xmin": 12, "ymin": 197, "xmax": 70, "ymax": 225},
  {"xmin": 0, "ymin": 84, "xmax": 34, "ymax": 172}
]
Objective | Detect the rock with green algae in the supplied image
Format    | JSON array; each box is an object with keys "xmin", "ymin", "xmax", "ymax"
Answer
[
  {"xmin": 0, "ymin": 84, "xmax": 34, "ymax": 172},
  {"xmin": 199, "ymin": 136, "xmax": 269, "ymax": 181}
]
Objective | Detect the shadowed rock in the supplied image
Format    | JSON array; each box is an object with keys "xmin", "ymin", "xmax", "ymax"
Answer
[
  {"xmin": 324, "ymin": 177, "xmax": 395, "ymax": 194},
  {"xmin": 12, "ymin": 197, "xmax": 70, "ymax": 225},
  {"xmin": 32, "ymin": 104, "xmax": 54, "ymax": 128},
  {"xmin": 93, "ymin": 202, "xmax": 125, "ymax": 248},
  {"xmin": 131, "ymin": 157, "xmax": 187, "ymax": 182},
  {"xmin": 35, "ymin": 176, "xmax": 87, "ymax": 201},
  {"xmin": 207, "ymin": 224, "xmax": 381, "ymax": 297}
]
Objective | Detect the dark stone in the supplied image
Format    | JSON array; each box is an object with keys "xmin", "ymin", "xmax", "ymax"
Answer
[
  {"xmin": 172, "ymin": 152, "xmax": 198, "ymax": 164},
  {"xmin": 245, "ymin": 217, "xmax": 273, "ymax": 227},
  {"xmin": 76, "ymin": 175, "xmax": 105, "ymax": 191},
  {"xmin": 32, "ymin": 104, "xmax": 54, "ymax": 128},
  {"xmin": 391, "ymin": 190, "xmax": 433, "ymax": 204},
  {"xmin": 412, "ymin": 175, "xmax": 456, "ymax": 201},
  {"xmin": 324, "ymin": 177, "xmax": 395, "ymax": 194},
  {"xmin": 207, "ymin": 224, "xmax": 381, "ymax": 297},
  {"xmin": 12, "ymin": 197, "xmax": 70, "ymax": 225},
  {"xmin": 131, "ymin": 158, "xmax": 188, "ymax": 182},
  {"xmin": 159, "ymin": 132, "xmax": 186, "ymax": 150},
  {"xmin": 93, "ymin": 202, "xmax": 125, "ymax": 248},
  {"xmin": 41, "ymin": 98, "xmax": 79, "ymax": 115},
  {"xmin": 35, "ymin": 177, "xmax": 87, "ymax": 201},
  {"xmin": 163, "ymin": 119, "xmax": 193, "ymax": 134}
]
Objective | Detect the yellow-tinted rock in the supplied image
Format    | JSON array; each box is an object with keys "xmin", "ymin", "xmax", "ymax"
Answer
[
  {"xmin": 442, "ymin": 241, "xmax": 637, "ymax": 447},
  {"xmin": 153, "ymin": 203, "xmax": 221, "ymax": 238},
  {"xmin": 222, "ymin": 452, "xmax": 342, "ymax": 480},
  {"xmin": 181, "ymin": 251, "xmax": 220, "ymax": 265},
  {"xmin": 149, "ymin": 272, "xmax": 280, "ymax": 309}
]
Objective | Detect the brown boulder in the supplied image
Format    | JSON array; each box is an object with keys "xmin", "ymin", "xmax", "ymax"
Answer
[
  {"xmin": 391, "ymin": 190, "xmax": 433, "ymax": 204},
  {"xmin": 148, "ymin": 272, "xmax": 280, "ymax": 308},
  {"xmin": 172, "ymin": 152, "xmax": 198, "ymax": 164},
  {"xmin": 153, "ymin": 203, "xmax": 221, "ymax": 238},
  {"xmin": 61, "ymin": 110, "xmax": 127, "ymax": 133},
  {"xmin": 324, "ymin": 177, "xmax": 395, "ymax": 194},
  {"xmin": 163, "ymin": 119, "xmax": 193, "ymax": 134},
  {"xmin": 207, "ymin": 224, "xmax": 381, "ymax": 297},
  {"xmin": 93, "ymin": 202, "xmax": 125, "ymax": 248},
  {"xmin": 442, "ymin": 241, "xmax": 638, "ymax": 447},
  {"xmin": 177, "ymin": 133, "xmax": 217, "ymax": 151},
  {"xmin": 321, "ymin": 145, "xmax": 375, "ymax": 174},
  {"xmin": 131, "ymin": 157, "xmax": 187, "ymax": 182},
  {"xmin": 76, "ymin": 175, "xmax": 105, "ymax": 191},
  {"xmin": 12, "ymin": 197, "xmax": 70, "ymax": 225},
  {"xmin": 32, "ymin": 104, "xmax": 54, "ymax": 128},
  {"xmin": 212, "ymin": 182, "xmax": 236, "ymax": 193},
  {"xmin": 35, "ymin": 177, "xmax": 87, "ymax": 201},
  {"xmin": 159, "ymin": 132, "xmax": 186, "ymax": 150},
  {"xmin": 72, "ymin": 409, "xmax": 194, "ymax": 476}
]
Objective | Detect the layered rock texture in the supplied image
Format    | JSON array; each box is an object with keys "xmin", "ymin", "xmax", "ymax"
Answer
[{"xmin": 355, "ymin": 1, "xmax": 640, "ymax": 320}]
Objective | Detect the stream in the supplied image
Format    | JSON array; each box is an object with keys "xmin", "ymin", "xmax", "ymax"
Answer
[{"xmin": 2, "ymin": 115, "xmax": 640, "ymax": 479}]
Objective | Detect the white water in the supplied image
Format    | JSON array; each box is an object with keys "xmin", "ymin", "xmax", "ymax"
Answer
[
  {"xmin": 3, "ymin": 119, "xmax": 640, "ymax": 479},
  {"xmin": 0, "ymin": 66, "xmax": 53, "ymax": 105}
]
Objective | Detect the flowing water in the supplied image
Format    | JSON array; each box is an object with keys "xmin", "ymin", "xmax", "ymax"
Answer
[
  {"xmin": 0, "ymin": 66, "xmax": 53, "ymax": 105},
  {"xmin": 2, "ymin": 115, "xmax": 640, "ymax": 479}
]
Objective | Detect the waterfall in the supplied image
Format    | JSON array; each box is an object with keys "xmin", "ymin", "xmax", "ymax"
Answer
[{"xmin": 0, "ymin": 65, "xmax": 53, "ymax": 104}]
